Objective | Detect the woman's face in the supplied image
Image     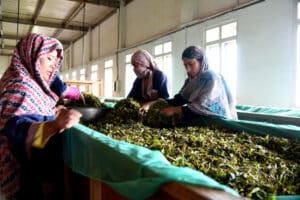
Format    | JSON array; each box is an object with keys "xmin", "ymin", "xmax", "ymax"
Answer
[
  {"xmin": 182, "ymin": 58, "xmax": 201, "ymax": 78},
  {"xmin": 39, "ymin": 50, "xmax": 57, "ymax": 81},
  {"xmin": 132, "ymin": 57, "xmax": 150, "ymax": 78}
]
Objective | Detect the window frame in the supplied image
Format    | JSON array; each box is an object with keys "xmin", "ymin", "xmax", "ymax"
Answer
[
  {"xmin": 204, "ymin": 21, "xmax": 238, "ymax": 98},
  {"xmin": 153, "ymin": 41, "xmax": 173, "ymax": 96},
  {"xmin": 125, "ymin": 53, "xmax": 135, "ymax": 96},
  {"xmin": 104, "ymin": 59, "xmax": 113, "ymax": 97}
]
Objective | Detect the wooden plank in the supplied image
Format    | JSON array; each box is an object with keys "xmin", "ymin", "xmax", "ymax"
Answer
[
  {"xmin": 87, "ymin": 177, "xmax": 243, "ymax": 200},
  {"xmin": 151, "ymin": 182, "xmax": 244, "ymax": 200}
]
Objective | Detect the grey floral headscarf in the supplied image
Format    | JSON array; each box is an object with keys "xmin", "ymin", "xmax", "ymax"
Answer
[{"xmin": 179, "ymin": 46, "xmax": 237, "ymax": 119}]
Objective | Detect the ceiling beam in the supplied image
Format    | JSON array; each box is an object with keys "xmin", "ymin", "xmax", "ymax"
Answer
[
  {"xmin": 0, "ymin": 16, "xmax": 88, "ymax": 32},
  {"xmin": 69, "ymin": 0, "xmax": 120, "ymax": 8},
  {"xmin": 91, "ymin": 0, "xmax": 133, "ymax": 29},
  {"xmin": 0, "ymin": 34, "xmax": 70, "ymax": 46},
  {"xmin": 28, "ymin": 0, "xmax": 47, "ymax": 34},
  {"xmin": 53, "ymin": 2, "xmax": 85, "ymax": 38}
]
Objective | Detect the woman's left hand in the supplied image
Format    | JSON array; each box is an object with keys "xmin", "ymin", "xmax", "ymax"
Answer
[{"xmin": 160, "ymin": 106, "xmax": 182, "ymax": 116}]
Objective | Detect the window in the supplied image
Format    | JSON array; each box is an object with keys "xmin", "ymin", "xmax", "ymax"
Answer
[
  {"xmin": 65, "ymin": 73, "xmax": 69, "ymax": 80},
  {"xmin": 104, "ymin": 60, "xmax": 113, "ymax": 97},
  {"xmin": 125, "ymin": 53, "xmax": 136, "ymax": 96},
  {"xmin": 91, "ymin": 65, "xmax": 98, "ymax": 95},
  {"xmin": 71, "ymin": 71, "xmax": 77, "ymax": 80},
  {"xmin": 297, "ymin": 2, "xmax": 300, "ymax": 107},
  {"xmin": 79, "ymin": 68, "xmax": 86, "ymax": 92},
  {"xmin": 154, "ymin": 41, "xmax": 173, "ymax": 95},
  {"xmin": 205, "ymin": 22, "xmax": 237, "ymax": 98},
  {"xmin": 80, "ymin": 68, "xmax": 86, "ymax": 81}
]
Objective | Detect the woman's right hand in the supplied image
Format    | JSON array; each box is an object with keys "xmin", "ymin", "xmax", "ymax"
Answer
[
  {"xmin": 52, "ymin": 108, "xmax": 82, "ymax": 133},
  {"xmin": 140, "ymin": 102, "xmax": 152, "ymax": 115}
]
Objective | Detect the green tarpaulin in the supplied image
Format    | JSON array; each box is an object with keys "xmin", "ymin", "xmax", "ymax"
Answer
[
  {"xmin": 63, "ymin": 104, "xmax": 300, "ymax": 199},
  {"xmin": 63, "ymin": 124, "xmax": 239, "ymax": 200}
]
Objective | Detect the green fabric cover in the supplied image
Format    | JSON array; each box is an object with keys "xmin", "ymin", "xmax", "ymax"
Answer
[
  {"xmin": 63, "ymin": 104, "xmax": 300, "ymax": 199},
  {"xmin": 63, "ymin": 124, "xmax": 239, "ymax": 200},
  {"xmin": 267, "ymin": 195, "xmax": 300, "ymax": 200},
  {"xmin": 179, "ymin": 116, "xmax": 300, "ymax": 140},
  {"xmin": 236, "ymin": 104, "xmax": 300, "ymax": 117}
]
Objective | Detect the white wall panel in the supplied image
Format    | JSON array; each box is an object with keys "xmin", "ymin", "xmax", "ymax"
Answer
[
  {"xmin": 91, "ymin": 26, "xmax": 100, "ymax": 60},
  {"xmin": 235, "ymin": 0, "xmax": 295, "ymax": 107},
  {"xmin": 125, "ymin": 0, "xmax": 181, "ymax": 47},
  {"xmin": 99, "ymin": 13, "xmax": 118, "ymax": 57},
  {"xmin": 73, "ymin": 34, "xmax": 90, "ymax": 70}
]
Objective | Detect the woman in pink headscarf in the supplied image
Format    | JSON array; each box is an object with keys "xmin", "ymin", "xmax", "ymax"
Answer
[
  {"xmin": 128, "ymin": 50, "xmax": 169, "ymax": 103},
  {"xmin": 0, "ymin": 33, "xmax": 81, "ymax": 199}
]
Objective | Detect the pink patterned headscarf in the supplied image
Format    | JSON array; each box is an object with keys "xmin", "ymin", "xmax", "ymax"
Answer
[{"xmin": 0, "ymin": 33, "xmax": 63, "ymax": 129}]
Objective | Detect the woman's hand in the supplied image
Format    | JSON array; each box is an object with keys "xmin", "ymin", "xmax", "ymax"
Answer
[
  {"xmin": 139, "ymin": 99, "xmax": 165, "ymax": 115},
  {"xmin": 140, "ymin": 102, "xmax": 152, "ymax": 115},
  {"xmin": 27, "ymin": 108, "xmax": 82, "ymax": 154},
  {"xmin": 53, "ymin": 108, "xmax": 82, "ymax": 133},
  {"xmin": 160, "ymin": 106, "xmax": 182, "ymax": 117}
]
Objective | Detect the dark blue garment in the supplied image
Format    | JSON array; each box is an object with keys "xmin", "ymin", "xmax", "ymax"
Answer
[
  {"xmin": 50, "ymin": 76, "xmax": 67, "ymax": 97},
  {"xmin": 2, "ymin": 114, "xmax": 55, "ymax": 156},
  {"xmin": 127, "ymin": 70, "xmax": 169, "ymax": 103},
  {"xmin": 3, "ymin": 114, "xmax": 64, "ymax": 199}
]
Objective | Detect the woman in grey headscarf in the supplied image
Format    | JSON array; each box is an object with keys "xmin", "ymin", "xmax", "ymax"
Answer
[{"xmin": 161, "ymin": 46, "xmax": 237, "ymax": 120}]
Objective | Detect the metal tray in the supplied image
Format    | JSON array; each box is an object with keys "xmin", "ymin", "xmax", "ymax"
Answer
[{"xmin": 69, "ymin": 107, "xmax": 111, "ymax": 123}]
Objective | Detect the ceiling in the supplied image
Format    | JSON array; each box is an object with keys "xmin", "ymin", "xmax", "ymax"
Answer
[{"xmin": 0, "ymin": 0, "xmax": 132, "ymax": 56}]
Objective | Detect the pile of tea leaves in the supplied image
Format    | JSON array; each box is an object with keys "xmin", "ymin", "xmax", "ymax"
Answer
[
  {"xmin": 100, "ymin": 98, "xmax": 181, "ymax": 127},
  {"xmin": 83, "ymin": 98, "xmax": 299, "ymax": 199},
  {"xmin": 86, "ymin": 122, "xmax": 300, "ymax": 200},
  {"xmin": 143, "ymin": 100, "xmax": 182, "ymax": 128},
  {"xmin": 101, "ymin": 98, "xmax": 142, "ymax": 124},
  {"xmin": 65, "ymin": 92, "xmax": 108, "ymax": 108}
]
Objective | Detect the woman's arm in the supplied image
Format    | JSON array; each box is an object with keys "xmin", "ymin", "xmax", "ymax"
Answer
[
  {"xmin": 50, "ymin": 76, "xmax": 67, "ymax": 97},
  {"xmin": 166, "ymin": 94, "xmax": 189, "ymax": 106},
  {"xmin": 3, "ymin": 107, "xmax": 81, "ymax": 158},
  {"xmin": 160, "ymin": 106, "xmax": 182, "ymax": 116},
  {"xmin": 26, "ymin": 107, "xmax": 81, "ymax": 155},
  {"xmin": 50, "ymin": 76, "xmax": 81, "ymax": 100}
]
